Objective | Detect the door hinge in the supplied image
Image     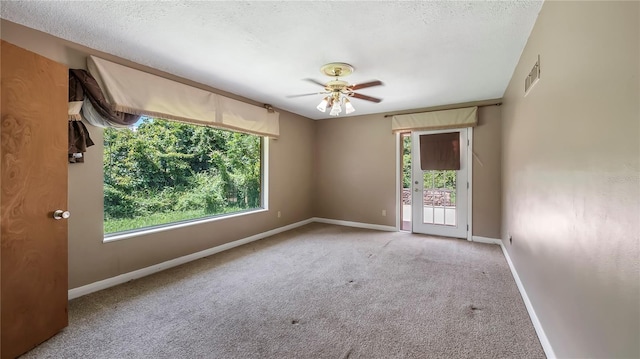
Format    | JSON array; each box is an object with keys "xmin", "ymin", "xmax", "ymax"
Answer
[
  {"xmin": 467, "ymin": 139, "xmax": 470, "ymax": 146},
  {"xmin": 467, "ymin": 224, "xmax": 469, "ymax": 231},
  {"xmin": 467, "ymin": 182, "xmax": 469, "ymax": 189}
]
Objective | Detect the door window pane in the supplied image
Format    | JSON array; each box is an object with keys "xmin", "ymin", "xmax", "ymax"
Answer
[{"xmin": 422, "ymin": 170, "xmax": 456, "ymax": 226}]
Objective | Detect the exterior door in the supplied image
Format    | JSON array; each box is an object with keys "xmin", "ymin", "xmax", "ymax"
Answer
[
  {"xmin": 1, "ymin": 40, "xmax": 69, "ymax": 359},
  {"xmin": 411, "ymin": 129, "xmax": 469, "ymax": 239}
]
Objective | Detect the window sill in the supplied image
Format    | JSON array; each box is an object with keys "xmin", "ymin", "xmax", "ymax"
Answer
[{"xmin": 103, "ymin": 208, "xmax": 268, "ymax": 243}]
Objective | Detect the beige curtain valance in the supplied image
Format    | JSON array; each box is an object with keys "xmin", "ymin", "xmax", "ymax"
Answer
[
  {"xmin": 87, "ymin": 56, "xmax": 279, "ymax": 137},
  {"xmin": 391, "ymin": 106, "xmax": 477, "ymax": 132}
]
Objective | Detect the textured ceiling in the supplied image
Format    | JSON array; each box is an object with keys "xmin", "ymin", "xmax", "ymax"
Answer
[{"xmin": 1, "ymin": 1, "xmax": 542, "ymax": 120}]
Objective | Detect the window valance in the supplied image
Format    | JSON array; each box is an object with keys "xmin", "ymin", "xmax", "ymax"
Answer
[
  {"xmin": 391, "ymin": 106, "xmax": 477, "ymax": 133},
  {"xmin": 87, "ymin": 56, "xmax": 279, "ymax": 137}
]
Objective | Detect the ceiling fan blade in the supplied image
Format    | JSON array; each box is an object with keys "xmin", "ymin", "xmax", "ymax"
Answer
[
  {"xmin": 286, "ymin": 92, "xmax": 328, "ymax": 98},
  {"xmin": 351, "ymin": 92, "xmax": 382, "ymax": 103},
  {"xmin": 304, "ymin": 78, "xmax": 327, "ymax": 87},
  {"xmin": 349, "ymin": 80, "xmax": 383, "ymax": 91}
]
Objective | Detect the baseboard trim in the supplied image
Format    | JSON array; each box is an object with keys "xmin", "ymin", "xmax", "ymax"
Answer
[
  {"xmin": 471, "ymin": 236, "xmax": 502, "ymax": 245},
  {"xmin": 500, "ymin": 242, "xmax": 556, "ymax": 359},
  {"xmin": 68, "ymin": 218, "xmax": 314, "ymax": 300},
  {"xmin": 312, "ymin": 217, "xmax": 397, "ymax": 232}
]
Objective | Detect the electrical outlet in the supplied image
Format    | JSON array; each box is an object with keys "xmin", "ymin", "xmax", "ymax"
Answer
[
  {"xmin": 277, "ymin": 211, "xmax": 281, "ymax": 218},
  {"xmin": 382, "ymin": 210, "xmax": 386, "ymax": 217}
]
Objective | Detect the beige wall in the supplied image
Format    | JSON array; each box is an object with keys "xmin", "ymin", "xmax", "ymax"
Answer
[
  {"xmin": 472, "ymin": 106, "xmax": 502, "ymax": 239},
  {"xmin": 501, "ymin": 2, "xmax": 639, "ymax": 358},
  {"xmin": 0, "ymin": 20, "xmax": 315, "ymax": 289},
  {"xmin": 314, "ymin": 114, "xmax": 397, "ymax": 226},
  {"xmin": 315, "ymin": 108, "xmax": 503, "ymax": 237}
]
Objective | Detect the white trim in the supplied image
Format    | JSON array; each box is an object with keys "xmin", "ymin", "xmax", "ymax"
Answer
[
  {"xmin": 467, "ymin": 128, "xmax": 473, "ymax": 241},
  {"xmin": 500, "ymin": 242, "xmax": 556, "ymax": 359},
  {"xmin": 262, "ymin": 136, "xmax": 270, "ymax": 211},
  {"xmin": 312, "ymin": 217, "xmax": 397, "ymax": 232},
  {"xmin": 69, "ymin": 218, "xmax": 313, "ymax": 300},
  {"xmin": 471, "ymin": 236, "xmax": 502, "ymax": 245},
  {"xmin": 395, "ymin": 132, "xmax": 401, "ymax": 231}
]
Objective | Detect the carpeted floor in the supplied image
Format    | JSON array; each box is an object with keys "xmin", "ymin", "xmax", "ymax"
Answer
[{"xmin": 23, "ymin": 223, "xmax": 545, "ymax": 358}]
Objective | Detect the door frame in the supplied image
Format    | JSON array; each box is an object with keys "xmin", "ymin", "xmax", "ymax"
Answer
[{"xmin": 395, "ymin": 129, "xmax": 473, "ymax": 241}]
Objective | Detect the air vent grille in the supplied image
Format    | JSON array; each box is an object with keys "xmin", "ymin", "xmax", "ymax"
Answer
[{"xmin": 525, "ymin": 55, "xmax": 541, "ymax": 95}]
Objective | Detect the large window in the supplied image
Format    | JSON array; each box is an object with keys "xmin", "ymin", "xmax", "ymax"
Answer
[{"xmin": 103, "ymin": 118, "xmax": 263, "ymax": 235}]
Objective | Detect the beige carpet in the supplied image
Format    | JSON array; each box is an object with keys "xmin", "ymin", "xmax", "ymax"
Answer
[{"xmin": 23, "ymin": 223, "xmax": 545, "ymax": 358}]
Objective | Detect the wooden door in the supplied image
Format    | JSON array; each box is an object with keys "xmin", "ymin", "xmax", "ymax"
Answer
[{"xmin": 1, "ymin": 40, "xmax": 69, "ymax": 359}]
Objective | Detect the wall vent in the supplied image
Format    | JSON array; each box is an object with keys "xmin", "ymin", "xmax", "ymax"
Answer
[{"xmin": 524, "ymin": 55, "xmax": 541, "ymax": 95}]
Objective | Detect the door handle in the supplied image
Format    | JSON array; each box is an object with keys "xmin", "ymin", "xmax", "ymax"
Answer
[{"xmin": 53, "ymin": 210, "xmax": 70, "ymax": 220}]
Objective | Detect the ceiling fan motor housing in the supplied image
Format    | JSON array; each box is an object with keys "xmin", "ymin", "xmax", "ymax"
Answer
[{"xmin": 326, "ymin": 80, "xmax": 350, "ymax": 93}]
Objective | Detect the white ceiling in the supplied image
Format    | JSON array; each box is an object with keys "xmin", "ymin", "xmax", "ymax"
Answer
[{"xmin": 1, "ymin": 1, "xmax": 542, "ymax": 120}]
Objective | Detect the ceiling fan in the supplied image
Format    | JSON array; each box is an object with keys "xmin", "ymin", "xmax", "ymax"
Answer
[{"xmin": 288, "ymin": 62, "xmax": 383, "ymax": 116}]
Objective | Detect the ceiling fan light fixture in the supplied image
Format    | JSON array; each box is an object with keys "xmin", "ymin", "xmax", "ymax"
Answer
[
  {"xmin": 316, "ymin": 97, "xmax": 329, "ymax": 112},
  {"xmin": 344, "ymin": 98, "xmax": 355, "ymax": 114},
  {"xmin": 294, "ymin": 62, "xmax": 382, "ymax": 117},
  {"xmin": 329, "ymin": 100, "xmax": 342, "ymax": 116}
]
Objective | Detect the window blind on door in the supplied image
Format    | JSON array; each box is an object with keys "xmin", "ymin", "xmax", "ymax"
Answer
[{"xmin": 420, "ymin": 132, "xmax": 460, "ymax": 170}]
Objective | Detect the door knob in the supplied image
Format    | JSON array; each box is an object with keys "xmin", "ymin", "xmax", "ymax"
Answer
[{"xmin": 53, "ymin": 210, "xmax": 70, "ymax": 220}]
